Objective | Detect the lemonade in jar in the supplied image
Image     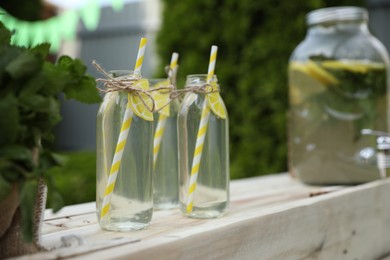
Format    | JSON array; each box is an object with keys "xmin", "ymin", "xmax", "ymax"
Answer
[{"xmin": 288, "ymin": 7, "xmax": 389, "ymax": 184}]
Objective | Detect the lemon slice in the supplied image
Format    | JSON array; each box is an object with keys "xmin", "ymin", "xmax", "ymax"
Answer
[
  {"xmin": 289, "ymin": 61, "xmax": 310, "ymax": 75},
  {"xmin": 305, "ymin": 60, "xmax": 339, "ymax": 85},
  {"xmin": 151, "ymin": 80, "xmax": 171, "ymax": 117},
  {"xmin": 206, "ymin": 82, "xmax": 227, "ymax": 119},
  {"xmin": 128, "ymin": 79, "xmax": 154, "ymax": 121},
  {"xmin": 321, "ymin": 60, "xmax": 386, "ymax": 73},
  {"xmin": 290, "ymin": 61, "xmax": 339, "ymax": 85}
]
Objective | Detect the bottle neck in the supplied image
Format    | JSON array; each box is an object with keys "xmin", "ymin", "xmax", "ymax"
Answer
[
  {"xmin": 308, "ymin": 20, "xmax": 369, "ymax": 36},
  {"xmin": 185, "ymin": 74, "xmax": 218, "ymax": 87},
  {"xmin": 306, "ymin": 7, "xmax": 369, "ymax": 36}
]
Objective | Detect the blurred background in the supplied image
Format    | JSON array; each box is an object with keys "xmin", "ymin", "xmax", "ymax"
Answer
[{"xmin": 1, "ymin": 0, "xmax": 389, "ymax": 205}]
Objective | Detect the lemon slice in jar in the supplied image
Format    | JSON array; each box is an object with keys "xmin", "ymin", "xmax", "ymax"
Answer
[
  {"xmin": 151, "ymin": 80, "xmax": 171, "ymax": 117},
  {"xmin": 290, "ymin": 60, "xmax": 339, "ymax": 85},
  {"xmin": 305, "ymin": 60, "xmax": 339, "ymax": 85},
  {"xmin": 128, "ymin": 79, "xmax": 154, "ymax": 121},
  {"xmin": 321, "ymin": 60, "xmax": 386, "ymax": 73},
  {"xmin": 206, "ymin": 82, "xmax": 227, "ymax": 119}
]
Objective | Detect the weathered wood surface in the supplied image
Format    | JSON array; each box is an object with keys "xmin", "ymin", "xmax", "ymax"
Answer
[{"xmin": 13, "ymin": 174, "xmax": 390, "ymax": 260}]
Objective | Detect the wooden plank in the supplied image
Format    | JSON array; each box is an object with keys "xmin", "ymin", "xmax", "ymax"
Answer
[
  {"xmin": 15, "ymin": 174, "xmax": 390, "ymax": 259},
  {"xmin": 44, "ymin": 202, "xmax": 96, "ymax": 220}
]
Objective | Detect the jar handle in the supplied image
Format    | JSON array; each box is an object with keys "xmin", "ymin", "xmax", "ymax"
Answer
[{"xmin": 361, "ymin": 129, "xmax": 390, "ymax": 178}]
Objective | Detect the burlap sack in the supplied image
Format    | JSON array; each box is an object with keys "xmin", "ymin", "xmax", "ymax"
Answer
[{"xmin": 0, "ymin": 179, "xmax": 47, "ymax": 259}]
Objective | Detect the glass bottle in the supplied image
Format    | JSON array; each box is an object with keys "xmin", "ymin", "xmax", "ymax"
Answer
[
  {"xmin": 150, "ymin": 79, "xmax": 180, "ymax": 209},
  {"xmin": 288, "ymin": 7, "xmax": 390, "ymax": 184},
  {"xmin": 178, "ymin": 74, "xmax": 229, "ymax": 218},
  {"xmin": 96, "ymin": 70, "xmax": 154, "ymax": 231}
]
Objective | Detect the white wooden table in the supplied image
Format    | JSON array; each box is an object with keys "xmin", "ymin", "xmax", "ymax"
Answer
[{"xmin": 16, "ymin": 174, "xmax": 390, "ymax": 259}]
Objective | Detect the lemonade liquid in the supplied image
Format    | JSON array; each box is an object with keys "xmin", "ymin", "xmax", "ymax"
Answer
[
  {"xmin": 96, "ymin": 71, "xmax": 153, "ymax": 231},
  {"xmin": 151, "ymin": 79, "xmax": 180, "ymax": 210},
  {"xmin": 178, "ymin": 75, "xmax": 229, "ymax": 218},
  {"xmin": 289, "ymin": 59, "xmax": 388, "ymax": 184}
]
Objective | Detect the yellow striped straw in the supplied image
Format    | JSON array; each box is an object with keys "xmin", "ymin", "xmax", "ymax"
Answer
[
  {"xmin": 134, "ymin": 37, "xmax": 147, "ymax": 74},
  {"xmin": 186, "ymin": 45, "xmax": 218, "ymax": 213},
  {"xmin": 100, "ymin": 38, "xmax": 148, "ymax": 220},
  {"xmin": 153, "ymin": 52, "xmax": 179, "ymax": 167}
]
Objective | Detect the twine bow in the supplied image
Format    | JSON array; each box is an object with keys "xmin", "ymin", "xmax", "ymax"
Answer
[
  {"xmin": 93, "ymin": 60, "xmax": 173, "ymax": 113},
  {"xmin": 169, "ymin": 83, "xmax": 219, "ymax": 100}
]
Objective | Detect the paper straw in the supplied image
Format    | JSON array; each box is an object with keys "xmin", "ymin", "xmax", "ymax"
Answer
[
  {"xmin": 153, "ymin": 115, "xmax": 167, "ymax": 167},
  {"xmin": 153, "ymin": 52, "xmax": 179, "ymax": 167},
  {"xmin": 100, "ymin": 38, "xmax": 148, "ymax": 219},
  {"xmin": 134, "ymin": 38, "xmax": 147, "ymax": 74},
  {"xmin": 100, "ymin": 107, "xmax": 133, "ymax": 218},
  {"xmin": 186, "ymin": 46, "xmax": 217, "ymax": 213}
]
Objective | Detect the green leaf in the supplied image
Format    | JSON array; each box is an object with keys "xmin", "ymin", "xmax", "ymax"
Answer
[
  {"xmin": 0, "ymin": 46, "xmax": 22, "ymax": 88},
  {"xmin": 0, "ymin": 174, "xmax": 12, "ymax": 201},
  {"xmin": 0, "ymin": 145, "xmax": 32, "ymax": 162},
  {"xmin": 39, "ymin": 62, "xmax": 68, "ymax": 95},
  {"xmin": 20, "ymin": 94, "xmax": 49, "ymax": 112},
  {"xmin": 63, "ymin": 76, "xmax": 101, "ymax": 104},
  {"xmin": 48, "ymin": 187, "xmax": 63, "ymax": 213},
  {"xmin": 57, "ymin": 55, "xmax": 86, "ymax": 75},
  {"xmin": 5, "ymin": 51, "xmax": 42, "ymax": 79},
  {"xmin": 0, "ymin": 21, "xmax": 12, "ymax": 48},
  {"xmin": 28, "ymin": 43, "xmax": 50, "ymax": 59},
  {"xmin": 19, "ymin": 61, "xmax": 68, "ymax": 99},
  {"xmin": 0, "ymin": 157, "xmax": 24, "ymax": 182},
  {"xmin": 39, "ymin": 150, "xmax": 64, "ymax": 172},
  {"xmin": 0, "ymin": 94, "xmax": 19, "ymax": 145},
  {"xmin": 20, "ymin": 178, "xmax": 38, "ymax": 242},
  {"xmin": 57, "ymin": 56, "xmax": 101, "ymax": 103},
  {"xmin": 50, "ymin": 152, "xmax": 67, "ymax": 166}
]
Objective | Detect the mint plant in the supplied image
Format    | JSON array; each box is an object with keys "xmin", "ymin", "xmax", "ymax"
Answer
[{"xmin": 0, "ymin": 22, "xmax": 101, "ymax": 241}]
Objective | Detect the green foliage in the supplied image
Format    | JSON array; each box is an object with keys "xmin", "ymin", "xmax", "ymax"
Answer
[
  {"xmin": 156, "ymin": 0, "xmax": 365, "ymax": 179},
  {"xmin": 0, "ymin": 22, "xmax": 101, "ymax": 242},
  {"xmin": 48, "ymin": 151, "xmax": 96, "ymax": 206}
]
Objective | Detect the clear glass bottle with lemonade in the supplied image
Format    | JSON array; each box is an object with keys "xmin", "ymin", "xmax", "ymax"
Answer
[
  {"xmin": 96, "ymin": 70, "xmax": 154, "ymax": 231},
  {"xmin": 178, "ymin": 74, "xmax": 230, "ymax": 218},
  {"xmin": 150, "ymin": 78, "xmax": 180, "ymax": 210}
]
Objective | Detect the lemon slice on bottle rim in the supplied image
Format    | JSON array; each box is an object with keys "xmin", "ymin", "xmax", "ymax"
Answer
[
  {"xmin": 151, "ymin": 79, "xmax": 171, "ymax": 117},
  {"xmin": 128, "ymin": 79, "xmax": 154, "ymax": 121},
  {"xmin": 206, "ymin": 82, "xmax": 227, "ymax": 119}
]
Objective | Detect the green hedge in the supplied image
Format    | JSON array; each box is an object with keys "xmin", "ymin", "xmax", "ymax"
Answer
[{"xmin": 156, "ymin": 0, "xmax": 365, "ymax": 179}]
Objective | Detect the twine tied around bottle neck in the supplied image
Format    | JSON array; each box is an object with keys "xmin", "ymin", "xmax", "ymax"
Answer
[
  {"xmin": 161, "ymin": 65, "xmax": 220, "ymax": 100},
  {"xmin": 93, "ymin": 61, "xmax": 220, "ymax": 111},
  {"xmin": 169, "ymin": 83, "xmax": 219, "ymax": 100},
  {"xmin": 93, "ymin": 60, "xmax": 174, "ymax": 113}
]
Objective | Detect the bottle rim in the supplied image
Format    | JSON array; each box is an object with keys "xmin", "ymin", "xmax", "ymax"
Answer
[
  {"xmin": 306, "ymin": 6, "xmax": 368, "ymax": 26},
  {"xmin": 109, "ymin": 70, "xmax": 141, "ymax": 78},
  {"xmin": 185, "ymin": 74, "xmax": 218, "ymax": 86},
  {"xmin": 186, "ymin": 74, "xmax": 218, "ymax": 78}
]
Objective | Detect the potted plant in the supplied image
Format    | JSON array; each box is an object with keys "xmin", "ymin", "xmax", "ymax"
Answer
[{"xmin": 0, "ymin": 22, "xmax": 101, "ymax": 258}]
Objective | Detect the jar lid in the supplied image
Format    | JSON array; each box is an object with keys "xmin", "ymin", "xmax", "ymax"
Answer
[{"xmin": 307, "ymin": 6, "xmax": 368, "ymax": 26}]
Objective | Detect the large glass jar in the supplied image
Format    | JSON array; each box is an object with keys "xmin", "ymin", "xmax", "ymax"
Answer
[
  {"xmin": 178, "ymin": 74, "xmax": 229, "ymax": 218},
  {"xmin": 96, "ymin": 70, "xmax": 154, "ymax": 231},
  {"xmin": 288, "ymin": 7, "xmax": 390, "ymax": 184}
]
